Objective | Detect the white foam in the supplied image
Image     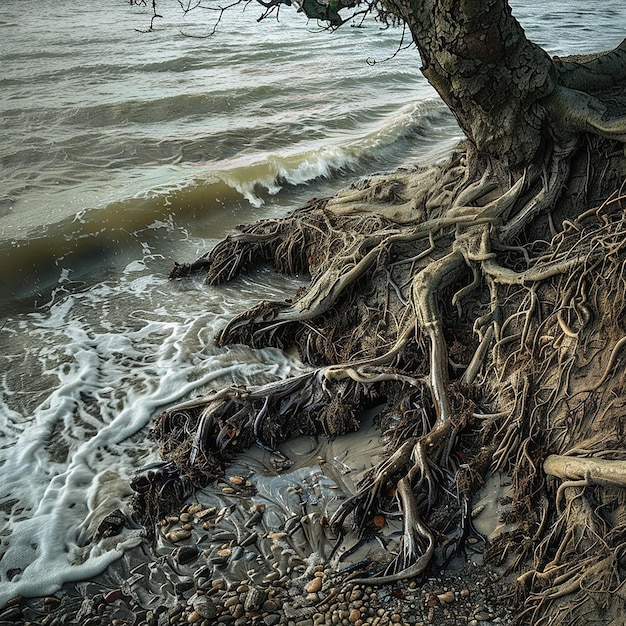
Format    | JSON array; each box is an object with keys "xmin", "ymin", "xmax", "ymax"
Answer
[{"xmin": 0, "ymin": 263, "xmax": 308, "ymax": 607}]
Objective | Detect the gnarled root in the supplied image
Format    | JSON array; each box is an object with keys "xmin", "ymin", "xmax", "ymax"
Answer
[
  {"xmin": 329, "ymin": 412, "xmax": 476, "ymax": 585},
  {"xmin": 131, "ymin": 363, "xmax": 426, "ymax": 526},
  {"xmin": 141, "ymin": 135, "xmax": 626, "ymax": 624}
]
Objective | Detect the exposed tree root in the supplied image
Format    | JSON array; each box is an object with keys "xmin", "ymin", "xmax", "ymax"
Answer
[{"xmin": 132, "ymin": 132, "xmax": 626, "ymax": 624}]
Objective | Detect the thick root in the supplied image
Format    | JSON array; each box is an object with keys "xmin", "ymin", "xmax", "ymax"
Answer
[{"xmin": 139, "ymin": 136, "xmax": 626, "ymax": 624}]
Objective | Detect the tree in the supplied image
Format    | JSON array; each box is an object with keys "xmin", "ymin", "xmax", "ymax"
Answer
[{"xmin": 132, "ymin": 1, "xmax": 626, "ymax": 623}]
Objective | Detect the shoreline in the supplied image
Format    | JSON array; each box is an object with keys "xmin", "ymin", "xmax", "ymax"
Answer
[{"xmin": 7, "ymin": 404, "xmax": 515, "ymax": 626}]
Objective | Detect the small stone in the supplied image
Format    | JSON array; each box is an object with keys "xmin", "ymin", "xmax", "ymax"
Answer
[
  {"xmin": 262, "ymin": 600, "xmax": 279, "ymax": 612},
  {"xmin": 187, "ymin": 503, "xmax": 204, "ymax": 515},
  {"xmin": 391, "ymin": 614, "xmax": 402, "ymax": 623},
  {"xmin": 166, "ymin": 528, "xmax": 191, "ymax": 543},
  {"xmin": 264, "ymin": 571, "xmax": 280, "ymax": 583},
  {"xmin": 187, "ymin": 610, "xmax": 202, "ymax": 624},
  {"xmin": 224, "ymin": 596, "xmax": 239, "ymax": 609},
  {"xmin": 192, "ymin": 596, "xmax": 217, "ymax": 619},
  {"xmin": 177, "ymin": 545, "xmax": 200, "ymax": 565},
  {"xmin": 264, "ymin": 615, "xmax": 280, "ymax": 626},
  {"xmin": 104, "ymin": 589, "xmax": 124, "ymax": 604},
  {"xmin": 349, "ymin": 608, "xmax": 361, "ymax": 623},
  {"xmin": 231, "ymin": 603, "xmax": 244, "ymax": 618},
  {"xmin": 460, "ymin": 588, "xmax": 470, "ymax": 598},
  {"xmin": 348, "ymin": 588, "xmax": 362, "ymax": 602},
  {"xmin": 196, "ymin": 507, "xmax": 216, "ymax": 521},
  {"xmin": 244, "ymin": 587, "xmax": 266, "ymax": 613},
  {"xmin": 305, "ymin": 577, "xmax": 322, "ymax": 594},
  {"xmin": 44, "ymin": 596, "xmax": 61, "ymax": 609},
  {"xmin": 437, "ymin": 591, "xmax": 455, "ymax": 604}
]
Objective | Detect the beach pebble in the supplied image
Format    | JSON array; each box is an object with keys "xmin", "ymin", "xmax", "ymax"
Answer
[
  {"xmin": 349, "ymin": 608, "xmax": 361, "ymax": 623},
  {"xmin": 305, "ymin": 577, "xmax": 322, "ymax": 594},
  {"xmin": 187, "ymin": 610, "xmax": 202, "ymax": 624},
  {"xmin": 103, "ymin": 589, "xmax": 124, "ymax": 604},
  {"xmin": 44, "ymin": 596, "xmax": 61, "ymax": 609},
  {"xmin": 195, "ymin": 507, "xmax": 216, "ymax": 521},
  {"xmin": 244, "ymin": 587, "xmax": 266, "ymax": 612},
  {"xmin": 192, "ymin": 596, "xmax": 217, "ymax": 619},
  {"xmin": 176, "ymin": 545, "xmax": 200, "ymax": 565},
  {"xmin": 166, "ymin": 528, "xmax": 192, "ymax": 543},
  {"xmin": 348, "ymin": 588, "xmax": 362, "ymax": 602},
  {"xmin": 224, "ymin": 596, "xmax": 239, "ymax": 609},
  {"xmin": 438, "ymin": 591, "xmax": 455, "ymax": 604},
  {"xmin": 474, "ymin": 610, "xmax": 491, "ymax": 621},
  {"xmin": 262, "ymin": 599, "xmax": 279, "ymax": 612}
]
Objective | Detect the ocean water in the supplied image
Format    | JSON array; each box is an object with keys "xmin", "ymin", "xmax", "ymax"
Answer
[{"xmin": 0, "ymin": 0, "xmax": 624, "ymax": 607}]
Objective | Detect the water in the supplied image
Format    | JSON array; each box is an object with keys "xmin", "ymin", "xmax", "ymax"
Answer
[{"xmin": 0, "ymin": 0, "xmax": 624, "ymax": 606}]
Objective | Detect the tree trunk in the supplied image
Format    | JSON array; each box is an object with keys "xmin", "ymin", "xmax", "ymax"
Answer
[{"xmin": 401, "ymin": 0, "xmax": 555, "ymax": 166}]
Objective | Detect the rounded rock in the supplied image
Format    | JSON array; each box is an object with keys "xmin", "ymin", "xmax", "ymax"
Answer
[
  {"xmin": 166, "ymin": 528, "xmax": 192, "ymax": 543},
  {"xmin": 187, "ymin": 610, "xmax": 202, "ymax": 624},
  {"xmin": 44, "ymin": 596, "xmax": 61, "ymax": 609},
  {"xmin": 437, "ymin": 591, "xmax": 455, "ymax": 604},
  {"xmin": 177, "ymin": 545, "xmax": 200, "ymax": 565},
  {"xmin": 348, "ymin": 588, "xmax": 362, "ymax": 602},
  {"xmin": 244, "ymin": 587, "xmax": 266, "ymax": 612},
  {"xmin": 262, "ymin": 600, "xmax": 279, "ymax": 613},
  {"xmin": 192, "ymin": 596, "xmax": 217, "ymax": 619},
  {"xmin": 224, "ymin": 596, "xmax": 239, "ymax": 609},
  {"xmin": 104, "ymin": 589, "xmax": 124, "ymax": 604},
  {"xmin": 305, "ymin": 577, "xmax": 322, "ymax": 594}
]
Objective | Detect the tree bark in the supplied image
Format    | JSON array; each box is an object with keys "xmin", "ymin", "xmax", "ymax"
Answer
[{"xmin": 396, "ymin": 0, "xmax": 554, "ymax": 165}]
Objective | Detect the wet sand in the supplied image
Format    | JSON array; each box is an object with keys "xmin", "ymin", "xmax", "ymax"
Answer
[{"xmin": 8, "ymin": 416, "xmax": 514, "ymax": 626}]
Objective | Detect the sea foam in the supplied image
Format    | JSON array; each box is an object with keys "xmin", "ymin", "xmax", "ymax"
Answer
[{"xmin": 0, "ymin": 256, "xmax": 308, "ymax": 608}]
